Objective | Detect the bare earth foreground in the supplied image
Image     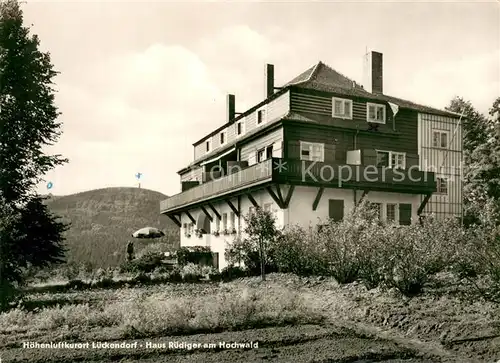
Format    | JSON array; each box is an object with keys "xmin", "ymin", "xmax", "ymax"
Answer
[{"xmin": 1, "ymin": 274, "xmax": 499, "ymax": 362}]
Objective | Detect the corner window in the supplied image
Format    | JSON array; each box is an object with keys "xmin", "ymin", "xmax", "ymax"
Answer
[
  {"xmin": 376, "ymin": 150, "xmax": 406, "ymax": 169},
  {"xmin": 220, "ymin": 131, "xmax": 226, "ymax": 146},
  {"xmin": 300, "ymin": 141, "xmax": 324, "ymax": 162},
  {"xmin": 332, "ymin": 97, "xmax": 353, "ymax": 119},
  {"xmin": 205, "ymin": 139, "xmax": 212, "ymax": 153},
  {"xmin": 367, "ymin": 103, "xmax": 386, "ymax": 124},
  {"xmin": 257, "ymin": 107, "xmax": 267, "ymax": 125},
  {"xmin": 436, "ymin": 177, "xmax": 448, "ymax": 195},
  {"xmin": 432, "ymin": 130, "xmax": 449, "ymax": 148}
]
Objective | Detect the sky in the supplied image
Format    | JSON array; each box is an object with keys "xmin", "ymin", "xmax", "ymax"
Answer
[{"xmin": 23, "ymin": 1, "xmax": 500, "ymax": 197}]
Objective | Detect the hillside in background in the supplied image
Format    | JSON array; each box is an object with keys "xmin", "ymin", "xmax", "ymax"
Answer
[{"xmin": 45, "ymin": 187, "xmax": 179, "ymax": 267}]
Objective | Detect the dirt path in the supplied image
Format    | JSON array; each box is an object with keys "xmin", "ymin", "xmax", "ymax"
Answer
[{"xmin": 0, "ymin": 324, "xmax": 461, "ymax": 363}]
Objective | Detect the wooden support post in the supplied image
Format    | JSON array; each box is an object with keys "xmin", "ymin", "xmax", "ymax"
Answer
[
  {"xmin": 312, "ymin": 187, "xmax": 324, "ymax": 211},
  {"xmin": 185, "ymin": 211, "xmax": 196, "ymax": 224},
  {"xmin": 208, "ymin": 203, "xmax": 221, "ymax": 220},
  {"xmin": 200, "ymin": 206, "xmax": 213, "ymax": 222},
  {"xmin": 227, "ymin": 200, "xmax": 239, "ymax": 217},
  {"xmin": 418, "ymin": 193, "xmax": 433, "ymax": 215},
  {"xmin": 167, "ymin": 214, "xmax": 181, "ymax": 227},
  {"xmin": 266, "ymin": 186, "xmax": 284, "ymax": 208},
  {"xmin": 283, "ymin": 185, "xmax": 295, "ymax": 209}
]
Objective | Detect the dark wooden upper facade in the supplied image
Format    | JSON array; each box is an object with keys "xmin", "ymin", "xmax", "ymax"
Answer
[{"xmin": 162, "ymin": 59, "xmax": 460, "ymax": 215}]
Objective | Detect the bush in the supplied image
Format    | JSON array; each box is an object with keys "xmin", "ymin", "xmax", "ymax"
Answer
[
  {"xmin": 181, "ymin": 263, "xmax": 203, "ymax": 283},
  {"xmin": 120, "ymin": 252, "xmax": 165, "ymax": 274},
  {"xmin": 220, "ymin": 266, "xmax": 247, "ymax": 281},
  {"xmin": 176, "ymin": 246, "xmax": 212, "ymax": 267},
  {"xmin": 272, "ymin": 226, "xmax": 329, "ymax": 276}
]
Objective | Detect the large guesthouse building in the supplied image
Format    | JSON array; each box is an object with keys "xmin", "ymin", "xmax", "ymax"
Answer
[{"xmin": 160, "ymin": 51, "xmax": 463, "ymax": 269}]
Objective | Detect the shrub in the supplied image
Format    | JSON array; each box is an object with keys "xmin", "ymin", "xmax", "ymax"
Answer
[
  {"xmin": 181, "ymin": 263, "xmax": 203, "ymax": 283},
  {"xmin": 220, "ymin": 266, "xmax": 247, "ymax": 281},
  {"xmin": 119, "ymin": 252, "xmax": 164, "ymax": 273},
  {"xmin": 176, "ymin": 246, "xmax": 212, "ymax": 267},
  {"xmin": 272, "ymin": 225, "xmax": 329, "ymax": 276}
]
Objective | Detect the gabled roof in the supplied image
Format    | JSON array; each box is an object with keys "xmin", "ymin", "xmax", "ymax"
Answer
[{"xmin": 287, "ymin": 61, "xmax": 461, "ymax": 118}]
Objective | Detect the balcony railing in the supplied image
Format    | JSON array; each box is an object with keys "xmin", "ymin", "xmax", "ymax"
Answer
[
  {"xmin": 275, "ymin": 159, "xmax": 436, "ymax": 193},
  {"xmin": 161, "ymin": 158, "xmax": 436, "ymax": 214},
  {"xmin": 160, "ymin": 158, "xmax": 273, "ymax": 213}
]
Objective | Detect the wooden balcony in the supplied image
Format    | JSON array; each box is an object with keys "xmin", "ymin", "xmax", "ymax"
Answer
[
  {"xmin": 275, "ymin": 159, "xmax": 436, "ymax": 194},
  {"xmin": 160, "ymin": 159, "xmax": 274, "ymax": 213},
  {"xmin": 160, "ymin": 158, "xmax": 436, "ymax": 214}
]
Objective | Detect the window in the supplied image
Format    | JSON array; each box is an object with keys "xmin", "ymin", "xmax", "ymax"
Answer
[
  {"xmin": 391, "ymin": 152, "xmax": 406, "ymax": 169},
  {"xmin": 300, "ymin": 141, "xmax": 324, "ymax": 162},
  {"xmin": 376, "ymin": 150, "xmax": 406, "ymax": 169},
  {"xmin": 386, "ymin": 204, "xmax": 397, "ymax": 222},
  {"xmin": 220, "ymin": 131, "xmax": 226, "ymax": 145},
  {"xmin": 215, "ymin": 217, "xmax": 220, "ymax": 231},
  {"xmin": 236, "ymin": 120, "xmax": 245, "ymax": 136},
  {"xmin": 332, "ymin": 97, "xmax": 353, "ymax": 119},
  {"xmin": 257, "ymin": 148, "xmax": 266, "ymax": 163},
  {"xmin": 432, "ymin": 130, "xmax": 449, "ymax": 148},
  {"xmin": 230, "ymin": 212, "xmax": 236, "ymax": 229},
  {"xmin": 367, "ymin": 103, "xmax": 386, "ymax": 123},
  {"xmin": 437, "ymin": 177, "xmax": 448, "ymax": 194},
  {"xmin": 183, "ymin": 223, "xmax": 188, "ymax": 234},
  {"xmin": 205, "ymin": 139, "xmax": 212, "ymax": 153},
  {"xmin": 257, "ymin": 145, "xmax": 273, "ymax": 163},
  {"xmin": 266, "ymin": 145, "xmax": 273, "ymax": 159},
  {"xmin": 372, "ymin": 203, "xmax": 382, "ymax": 219},
  {"xmin": 263, "ymin": 203, "xmax": 272, "ymax": 213},
  {"xmin": 222, "ymin": 213, "xmax": 228, "ymax": 230},
  {"xmin": 249, "ymin": 206, "xmax": 255, "ymax": 215},
  {"xmin": 257, "ymin": 108, "xmax": 267, "ymax": 125}
]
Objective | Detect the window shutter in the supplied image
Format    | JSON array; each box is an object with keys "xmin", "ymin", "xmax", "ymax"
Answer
[
  {"xmin": 328, "ymin": 199, "xmax": 344, "ymax": 221},
  {"xmin": 399, "ymin": 203, "xmax": 412, "ymax": 225}
]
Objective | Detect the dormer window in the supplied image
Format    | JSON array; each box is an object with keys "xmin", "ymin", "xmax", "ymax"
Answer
[
  {"xmin": 367, "ymin": 103, "xmax": 386, "ymax": 124},
  {"xmin": 257, "ymin": 107, "xmax": 267, "ymax": 125},
  {"xmin": 220, "ymin": 131, "xmax": 226, "ymax": 146},
  {"xmin": 205, "ymin": 139, "xmax": 212, "ymax": 153},
  {"xmin": 332, "ymin": 97, "xmax": 352, "ymax": 119}
]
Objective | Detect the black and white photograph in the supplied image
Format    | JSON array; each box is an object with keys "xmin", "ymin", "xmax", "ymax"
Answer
[{"xmin": 0, "ymin": 0, "xmax": 499, "ymax": 362}]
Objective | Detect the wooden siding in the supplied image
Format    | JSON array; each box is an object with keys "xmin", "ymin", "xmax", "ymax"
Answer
[
  {"xmin": 418, "ymin": 113, "xmax": 463, "ymax": 218},
  {"xmin": 285, "ymin": 116, "xmax": 419, "ymax": 166},
  {"xmin": 180, "ymin": 167, "xmax": 203, "ymax": 183},
  {"xmin": 240, "ymin": 127, "xmax": 284, "ymax": 165},
  {"xmin": 287, "ymin": 88, "xmax": 419, "ymax": 158},
  {"xmin": 193, "ymin": 91, "xmax": 290, "ymax": 161}
]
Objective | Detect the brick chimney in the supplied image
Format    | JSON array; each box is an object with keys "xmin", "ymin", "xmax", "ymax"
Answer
[
  {"xmin": 226, "ymin": 94, "xmax": 235, "ymax": 122},
  {"xmin": 363, "ymin": 51, "xmax": 383, "ymax": 94},
  {"xmin": 265, "ymin": 64, "xmax": 274, "ymax": 98}
]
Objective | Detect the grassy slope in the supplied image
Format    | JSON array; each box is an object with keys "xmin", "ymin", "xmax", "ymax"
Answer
[{"xmin": 45, "ymin": 187, "xmax": 179, "ymax": 268}]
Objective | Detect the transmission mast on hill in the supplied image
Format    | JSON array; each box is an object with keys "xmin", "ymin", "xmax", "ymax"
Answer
[{"xmin": 135, "ymin": 172, "xmax": 142, "ymax": 188}]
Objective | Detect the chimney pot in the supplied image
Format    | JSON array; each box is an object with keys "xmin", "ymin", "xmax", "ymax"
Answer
[
  {"xmin": 265, "ymin": 64, "xmax": 274, "ymax": 98},
  {"xmin": 226, "ymin": 94, "xmax": 235, "ymax": 122}
]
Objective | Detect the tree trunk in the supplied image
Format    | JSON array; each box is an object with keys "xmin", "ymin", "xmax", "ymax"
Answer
[{"xmin": 259, "ymin": 238, "xmax": 265, "ymax": 281}]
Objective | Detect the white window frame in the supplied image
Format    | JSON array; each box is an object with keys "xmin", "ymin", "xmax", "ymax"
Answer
[
  {"xmin": 299, "ymin": 141, "xmax": 325, "ymax": 162},
  {"xmin": 436, "ymin": 177, "xmax": 448, "ymax": 195},
  {"xmin": 219, "ymin": 130, "xmax": 226, "ymax": 146},
  {"xmin": 215, "ymin": 216, "xmax": 220, "ymax": 232},
  {"xmin": 332, "ymin": 97, "xmax": 353, "ymax": 119},
  {"xmin": 222, "ymin": 213, "xmax": 228, "ymax": 230},
  {"xmin": 205, "ymin": 138, "xmax": 212, "ymax": 154},
  {"xmin": 432, "ymin": 129, "xmax": 449, "ymax": 149},
  {"xmin": 386, "ymin": 203, "xmax": 398, "ymax": 223},
  {"xmin": 375, "ymin": 150, "xmax": 406, "ymax": 169},
  {"xmin": 229, "ymin": 212, "xmax": 236, "ymax": 229},
  {"xmin": 256, "ymin": 106, "xmax": 267, "ymax": 126},
  {"xmin": 366, "ymin": 102, "xmax": 386, "ymax": 124},
  {"xmin": 235, "ymin": 119, "xmax": 246, "ymax": 137}
]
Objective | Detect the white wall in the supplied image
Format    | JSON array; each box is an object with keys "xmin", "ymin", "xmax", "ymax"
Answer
[
  {"xmin": 286, "ymin": 186, "xmax": 421, "ymax": 228},
  {"xmin": 178, "ymin": 188, "xmax": 284, "ymax": 270}
]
